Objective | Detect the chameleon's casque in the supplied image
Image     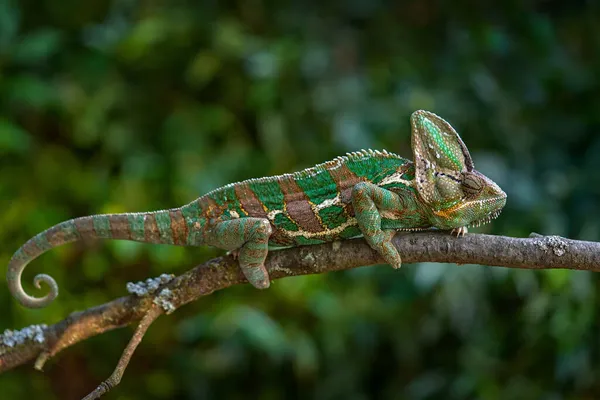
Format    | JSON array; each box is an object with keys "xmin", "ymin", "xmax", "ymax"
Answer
[{"xmin": 7, "ymin": 110, "xmax": 506, "ymax": 309}]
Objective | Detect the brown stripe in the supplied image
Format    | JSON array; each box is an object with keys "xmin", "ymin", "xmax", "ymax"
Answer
[
  {"xmin": 328, "ymin": 162, "xmax": 363, "ymax": 218},
  {"xmin": 234, "ymin": 183, "xmax": 267, "ymax": 218},
  {"xmin": 198, "ymin": 196, "xmax": 222, "ymax": 220},
  {"xmin": 144, "ymin": 213, "xmax": 161, "ymax": 243},
  {"xmin": 271, "ymin": 230, "xmax": 295, "ymax": 247},
  {"xmin": 22, "ymin": 239, "xmax": 42, "ymax": 258},
  {"xmin": 46, "ymin": 222, "xmax": 77, "ymax": 247},
  {"xmin": 74, "ymin": 216, "xmax": 96, "ymax": 240},
  {"xmin": 233, "ymin": 183, "xmax": 293, "ymax": 246},
  {"xmin": 109, "ymin": 214, "xmax": 132, "ymax": 240},
  {"xmin": 46, "ymin": 225, "xmax": 64, "ymax": 247},
  {"xmin": 268, "ymin": 222, "xmax": 295, "ymax": 247},
  {"xmin": 327, "ymin": 163, "xmax": 362, "ymax": 205},
  {"xmin": 279, "ymin": 177, "xmax": 323, "ymax": 233},
  {"xmin": 169, "ymin": 209, "xmax": 188, "ymax": 245},
  {"xmin": 268, "ymin": 232, "xmax": 294, "ymax": 247},
  {"xmin": 338, "ymin": 188, "xmax": 355, "ymax": 216}
]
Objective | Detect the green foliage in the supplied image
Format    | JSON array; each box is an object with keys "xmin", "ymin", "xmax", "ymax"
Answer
[{"xmin": 1, "ymin": 0, "xmax": 599, "ymax": 398}]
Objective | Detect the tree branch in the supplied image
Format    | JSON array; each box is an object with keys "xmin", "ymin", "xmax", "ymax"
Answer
[{"xmin": 2, "ymin": 232, "xmax": 599, "ymax": 375}]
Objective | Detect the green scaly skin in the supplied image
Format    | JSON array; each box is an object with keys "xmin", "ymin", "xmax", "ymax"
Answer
[{"xmin": 7, "ymin": 110, "xmax": 507, "ymax": 309}]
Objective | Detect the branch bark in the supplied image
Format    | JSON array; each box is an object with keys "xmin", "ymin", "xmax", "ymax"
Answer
[{"xmin": 1, "ymin": 232, "xmax": 599, "ymax": 375}]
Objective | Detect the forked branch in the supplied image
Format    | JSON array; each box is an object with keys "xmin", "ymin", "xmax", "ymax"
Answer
[{"xmin": 82, "ymin": 305, "xmax": 163, "ymax": 400}]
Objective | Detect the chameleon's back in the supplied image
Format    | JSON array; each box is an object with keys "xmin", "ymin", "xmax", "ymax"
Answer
[{"xmin": 201, "ymin": 150, "xmax": 414, "ymax": 247}]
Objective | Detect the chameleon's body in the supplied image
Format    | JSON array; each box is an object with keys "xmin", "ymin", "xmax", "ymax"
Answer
[{"xmin": 7, "ymin": 110, "xmax": 507, "ymax": 309}]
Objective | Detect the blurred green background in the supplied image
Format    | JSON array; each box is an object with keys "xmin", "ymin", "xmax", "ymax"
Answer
[{"xmin": 1, "ymin": 0, "xmax": 600, "ymax": 399}]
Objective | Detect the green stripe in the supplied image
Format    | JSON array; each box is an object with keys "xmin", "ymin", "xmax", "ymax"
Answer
[
  {"xmin": 93, "ymin": 215, "xmax": 111, "ymax": 238},
  {"xmin": 249, "ymin": 180, "xmax": 284, "ymax": 211},
  {"xmin": 213, "ymin": 186, "xmax": 236, "ymax": 207},
  {"xmin": 294, "ymin": 170, "xmax": 337, "ymax": 204},
  {"xmin": 372, "ymin": 159, "xmax": 410, "ymax": 184},
  {"xmin": 13, "ymin": 248, "xmax": 29, "ymax": 264},
  {"xmin": 181, "ymin": 204, "xmax": 202, "ymax": 245},
  {"xmin": 318, "ymin": 205, "xmax": 346, "ymax": 229},
  {"xmin": 155, "ymin": 211, "xmax": 174, "ymax": 244},
  {"xmin": 273, "ymin": 213, "xmax": 299, "ymax": 231},
  {"xmin": 344, "ymin": 156, "xmax": 409, "ymax": 185},
  {"xmin": 128, "ymin": 214, "xmax": 146, "ymax": 241},
  {"xmin": 344, "ymin": 157, "xmax": 380, "ymax": 182},
  {"xmin": 295, "ymin": 236, "xmax": 326, "ymax": 246},
  {"xmin": 403, "ymin": 164, "xmax": 416, "ymax": 180},
  {"xmin": 339, "ymin": 225, "xmax": 361, "ymax": 239},
  {"xmin": 60, "ymin": 220, "xmax": 80, "ymax": 241},
  {"xmin": 34, "ymin": 232, "xmax": 52, "ymax": 251}
]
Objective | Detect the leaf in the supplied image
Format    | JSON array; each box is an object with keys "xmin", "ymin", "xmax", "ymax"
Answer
[
  {"xmin": 11, "ymin": 29, "xmax": 62, "ymax": 64},
  {"xmin": 6, "ymin": 74, "xmax": 56, "ymax": 110},
  {"xmin": 0, "ymin": 118, "xmax": 31, "ymax": 154},
  {"xmin": 0, "ymin": 0, "xmax": 20, "ymax": 52},
  {"xmin": 185, "ymin": 51, "xmax": 221, "ymax": 88}
]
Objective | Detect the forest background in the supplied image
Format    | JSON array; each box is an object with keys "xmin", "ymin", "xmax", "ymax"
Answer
[{"xmin": 1, "ymin": 0, "xmax": 599, "ymax": 398}]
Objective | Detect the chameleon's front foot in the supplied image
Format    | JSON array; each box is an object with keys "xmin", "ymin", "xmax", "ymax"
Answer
[
  {"xmin": 366, "ymin": 230, "xmax": 403, "ymax": 269},
  {"xmin": 451, "ymin": 226, "xmax": 468, "ymax": 237},
  {"xmin": 351, "ymin": 182, "xmax": 405, "ymax": 269},
  {"xmin": 226, "ymin": 248, "xmax": 240, "ymax": 260}
]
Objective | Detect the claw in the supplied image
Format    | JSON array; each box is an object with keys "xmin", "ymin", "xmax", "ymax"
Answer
[
  {"xmin": 450, "ymin": 226, "xmax": 468, "ymax": 237},
  {"xmin": 227, "ymin": 248, "xmax": 240, "ymax": 260}
]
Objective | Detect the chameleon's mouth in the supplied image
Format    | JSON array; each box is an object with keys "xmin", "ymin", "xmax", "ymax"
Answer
[{"xmin": 468, "ymin": 208, "xmax": 503, "ymax": 228}]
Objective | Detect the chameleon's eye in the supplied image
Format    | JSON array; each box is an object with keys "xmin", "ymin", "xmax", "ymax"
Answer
[{"xmin": 461, "ymin": 172, "xmax": 483, "ymax": 197}]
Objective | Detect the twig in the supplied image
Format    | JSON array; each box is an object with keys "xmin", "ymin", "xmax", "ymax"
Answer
[
  {"xmin": 1, "ymin": 232, "xmax": 599, "ymax": 380},
  {"xmin": 82, "ymin": 305, "xmax": 163, "ymax": 400}
]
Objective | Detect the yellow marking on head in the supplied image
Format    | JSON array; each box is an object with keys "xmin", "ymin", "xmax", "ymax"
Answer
[
  {"xmin": 433, "ymin": 196, "xmax": 503, "ymax": 218},
  {"xmin": 432, "ymin": 200, "xmax": 467, "ymax": 218}
]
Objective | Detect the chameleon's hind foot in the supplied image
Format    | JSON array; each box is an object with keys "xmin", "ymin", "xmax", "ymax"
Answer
[
  {"xmin": 205, "ymin": 217, "xmax": 273, "ymax": 290},
  {"xmin": 236, "ymin": 218, "xmax": 272, "ymax": 289},
  {"xmin": 363, "ymin": 228, "xmax": 402, "ymax": 269},
  {"xmin": 374, "ymin": 230, "xmax": 402, "ymax": 269},
  {"xmin": 240, "ymin": 263, "xmax": 270, "ymax": 289}
]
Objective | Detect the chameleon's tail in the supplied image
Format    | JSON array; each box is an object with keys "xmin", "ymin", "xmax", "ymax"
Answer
[{"xmin": 7, "ymin": 207, "xmax": 195, "ymax": 309}]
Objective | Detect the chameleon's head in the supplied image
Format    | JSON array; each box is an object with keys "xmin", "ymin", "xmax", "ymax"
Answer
[
  {"xmin": 410, "ymin": 110, "xmax": 507, "ymax": 230},
  {"xmin": 426, "ymin": 169, "xmax": 507, "ymax": 229}
]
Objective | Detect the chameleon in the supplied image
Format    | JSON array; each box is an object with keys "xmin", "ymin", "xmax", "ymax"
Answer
[{"xmin": 7, "ymin": 110, "xmax": 506, "ymax": 309}]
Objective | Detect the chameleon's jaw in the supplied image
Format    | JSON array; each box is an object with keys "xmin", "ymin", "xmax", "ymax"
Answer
[
  {"xmin": 431, "ymin": 189, "xmax": 506, "ymax": 230},
  {"xmin": 465, "ymin": 190, "xmax": 507, "ymax": 228},
  {"xmin": 468, "ymin": 207, "xmax": 503, "ymax": 228}
]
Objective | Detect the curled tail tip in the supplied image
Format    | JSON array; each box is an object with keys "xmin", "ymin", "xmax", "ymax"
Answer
[
  {"xmin": 7, "ymin": 218, "xmax": 81, "ymax": 309},
  {"xmin": 7, "ymin": 269, "xmax": 59, "ymax": 309}
]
